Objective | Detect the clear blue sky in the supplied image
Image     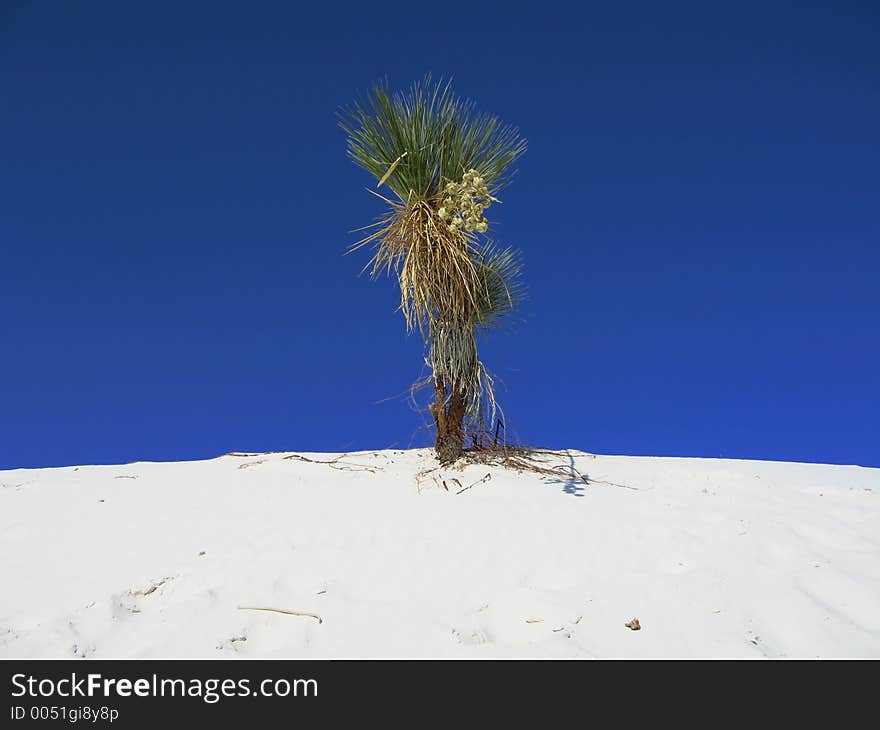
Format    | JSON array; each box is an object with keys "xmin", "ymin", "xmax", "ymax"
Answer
[{"xmin": 2, "ymin": 1, "xmax": 877, "ymax": 469}]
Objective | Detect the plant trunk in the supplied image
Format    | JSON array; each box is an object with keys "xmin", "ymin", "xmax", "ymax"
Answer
[{"xmin": 430, "ymin": 375, "xmax": 466, "ymax": 464}]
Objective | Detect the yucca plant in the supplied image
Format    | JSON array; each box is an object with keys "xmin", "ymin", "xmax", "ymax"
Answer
[{"xmin": 340, "ymin": 77, "xmax": 526, "ymax": 463}]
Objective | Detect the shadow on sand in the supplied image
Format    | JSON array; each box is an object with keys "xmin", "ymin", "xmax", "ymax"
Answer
[{"xmin": 542, "ymin": 451, "xmax": 590, "ymax": 497}]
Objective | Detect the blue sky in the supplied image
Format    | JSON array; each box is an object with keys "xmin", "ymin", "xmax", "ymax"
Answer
[{"xmin": 1, "ymin": 1, "xmax": 877, "ymax": 469}]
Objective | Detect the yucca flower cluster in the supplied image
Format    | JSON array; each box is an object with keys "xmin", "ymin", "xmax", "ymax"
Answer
[{"xmin": 437, "ymin": 169, "xmax": 492, "ymax": 233}]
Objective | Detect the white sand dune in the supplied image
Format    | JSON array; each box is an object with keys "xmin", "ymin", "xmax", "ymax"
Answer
[{"xmin": 1, "ymin": 448, "xmax": 878, "ymax": 658}]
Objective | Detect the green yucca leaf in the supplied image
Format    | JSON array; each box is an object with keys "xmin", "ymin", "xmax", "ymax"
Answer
[
  {"xmin": 339, "ymin": 76, "xmax": 526, "ymax": 201},
  {"xmin": 473, "ymin": 243, "xmax": 526, "ymax": 328}
]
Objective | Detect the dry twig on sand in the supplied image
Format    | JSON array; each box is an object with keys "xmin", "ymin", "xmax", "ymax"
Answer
[
  {"xmin": 458, "ymin": 440, "xmax": 641, "ymax": 492},
  {"xmin": 456, "ymin": 472, "xmax": 491, "ymax": 495},
  {"xmin": 238, "ymin": 606, "xmax": 323, "ymax": 624},
  {"xmin": 282, "ymin": 453, "xmax": 379, "ymax": 473},
  {"xmin": 460, "ymin": 440, "xmax": 585, "ymax": 479}
]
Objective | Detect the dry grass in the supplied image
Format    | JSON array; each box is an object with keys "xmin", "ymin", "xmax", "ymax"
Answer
[{"xmin": 351, "ymin": 197, "xmax": 487, "ymax": 337}]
